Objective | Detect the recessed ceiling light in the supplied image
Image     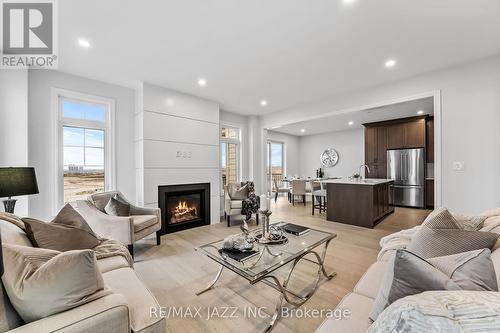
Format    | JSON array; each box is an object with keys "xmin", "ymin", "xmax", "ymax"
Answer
[
  {"xmin": 197, "ymin": 78, "xmax": 207, "ymax": 86},
  {"xmin": 342, "ymin": 0, "xmax": 357, "ymax": 5},
  {"xmin": 417, "ymin": 110, "xmax": 424, "ymax": 115},
  {"xmin": 260, "ymin": 100, "xmax": 268, "ymax": 107},
  {"xmin": 348, "ymin": 121, "xmax": 354, "ymax": 126},
  {"xmin": 300, "ymin": 129, "xmax": 306, "ymax": 133},
  {"xmin": 78, "ymin": 39, "xmax": 90, "ymax": 48},
  {"xmin": 385, "ymin": 59, "xmax": 396, "ymax": 68}
]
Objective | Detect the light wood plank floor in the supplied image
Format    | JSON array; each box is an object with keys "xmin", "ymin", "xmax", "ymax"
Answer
[{"xmin": 133, "ymin": 197, "xmax": 431, "ymax": 333}]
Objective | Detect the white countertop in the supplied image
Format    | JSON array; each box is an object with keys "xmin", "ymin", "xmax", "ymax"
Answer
[{"xmin": 322, "ymin": 178, "xmax": 394, "ymax": 186}]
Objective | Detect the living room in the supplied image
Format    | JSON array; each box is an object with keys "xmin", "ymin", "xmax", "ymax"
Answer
[{"xmin": 1, "ymin": 1, "xmax": 500, "ymax": 333}]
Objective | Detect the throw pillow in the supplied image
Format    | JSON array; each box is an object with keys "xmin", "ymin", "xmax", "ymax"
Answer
[
  {"xmin": 52, "ymin": 203, "xmax": 98, "ymax": 236},
  {"xmin": 407, "ymin": 208, "xmax": 499, "ymax": 258},
  {"xmin": 1, "ymin": 244, "xmax": 109, "ymax": 323},
  {"xmin": 453, "ymin": 213, "xmax": 486, "ymax": 231},
  {"xmin": 368, "ymin": 291, "xmax": 500, "ymax": 333},
  {"xmin": 369, "ymin": 249, "xmax": 498, "ymax": 321},
  {"xmin": 228, "ymin": 183, "xmax": 249, "ymax": 200},
  {"xmin": 23, "ymin": 204, "xmax": 100, "ymax": 251},
  {"xmin": 104, "ymin": 195, "xmax": 130, "ymax": 216}
]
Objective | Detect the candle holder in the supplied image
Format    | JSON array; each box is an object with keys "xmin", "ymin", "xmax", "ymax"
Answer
[{"xmin": 253, "ymin": 209, "xmax": 287, "ymax": 245}]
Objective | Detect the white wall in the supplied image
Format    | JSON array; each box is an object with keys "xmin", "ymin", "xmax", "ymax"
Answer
[
  {"xmin": 266, "ymin": 130, "xmax": 300, "ymax": 178},
  {"xmin": 299, "ymin": 129, "xmax": 364, "ymax": 178},
  {"xmin": 0, "ymin": 70, "xmax": 29, "ymax": 216},
  {"xmin": 28, "ymin": 70, "xmax": 136, "ymax": 220},
  {"xmin": 262, "ymin": 56, "xmax": 500, "ymax": 214},
  {"xmin": 136, "ymin": 83, "xmax": 220, "ymax": 224}
]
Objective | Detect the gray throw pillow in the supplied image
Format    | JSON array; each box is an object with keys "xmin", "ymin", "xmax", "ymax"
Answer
[
  {"xmin": 104, "ymin": 195, "xmax": 130, "ymax": 216},
  {"xmin": 407, "ymin": 208, "xmax": 499, "ymax": 258},
  {"xmin": 1, "ymin": 244, "xmax": 109, "ymax": 323},
  {"xmin": 23, "ymin": 204, "xmax": 100, "ymax": 251},
  {"xmin": 369, "ymin": 248, "xmax": 498, "ymax": 321},
  {"xmin": 228, "ymin": 184, "xmax": 249, "ymax": 200}
]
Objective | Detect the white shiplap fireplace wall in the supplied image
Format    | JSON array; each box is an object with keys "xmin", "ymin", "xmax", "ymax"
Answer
[{"xmin": 135, "ymin": 83, "xmax": 220, "ymax": 224}]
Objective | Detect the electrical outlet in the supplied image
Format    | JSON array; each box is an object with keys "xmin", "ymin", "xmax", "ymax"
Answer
[{"xmin": 453, "ymin": 161, "xmax": 465, "ymax": 171}]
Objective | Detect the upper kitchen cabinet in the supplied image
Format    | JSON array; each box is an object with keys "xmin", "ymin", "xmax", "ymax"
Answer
[
  {"xmin": 386, "ymin": 118, "xmax": 425, "ymax": 149},
  {"xmin": 426, "ymin": 117, "xmax": 434, "ymax": 162},
  {"xmin": 364, "ymin": 125, "xmax": 387, "ymax": 178}
]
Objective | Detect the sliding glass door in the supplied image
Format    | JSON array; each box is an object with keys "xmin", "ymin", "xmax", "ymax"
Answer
[{"xmin": 267, "ymin": 141, "xmax": 284, "ymax": 193}]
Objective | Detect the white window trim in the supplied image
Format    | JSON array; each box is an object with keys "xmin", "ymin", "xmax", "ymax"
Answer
[
  {"xmin": 267, "ymin": 140, "xmax": 286, "ymax": 193},
  {"xmin": 220, "ymin": 123, "xmax": 242, "ymax": 193},
  {"xmin": 51, "ymin": 88, "xmax": 116, "ymax": 214}
]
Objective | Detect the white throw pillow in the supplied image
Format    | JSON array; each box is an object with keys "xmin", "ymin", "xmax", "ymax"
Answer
[{"xmin": 1, "ymin": 244, "xmax": 110, "ymax": 323}]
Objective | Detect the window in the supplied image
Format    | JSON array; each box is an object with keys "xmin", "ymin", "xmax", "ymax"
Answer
[
  {"xmin": 54, "ymin": 90, "xmax": 115, "ymax": 209},
  {"xmin": 220, "ymin": 126, "xmax": 240, "ymax": 192},
  {"xmin": 267, "ymin": 141, "xmax": 285, "ymax": 192}
]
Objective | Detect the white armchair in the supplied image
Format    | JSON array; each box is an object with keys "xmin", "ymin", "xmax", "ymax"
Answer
[{"xmin": 77, "ymin": 191, "xmax": 161, "ymax": 258}]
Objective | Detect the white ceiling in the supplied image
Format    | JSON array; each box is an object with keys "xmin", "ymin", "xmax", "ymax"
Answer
[
  {"xmin": 58, "ymin": 0, "xmax": 500, "ymax": 115},
  {"xmin": 271, "ymin": 97, "xmax": 434, "ymax": 136}
]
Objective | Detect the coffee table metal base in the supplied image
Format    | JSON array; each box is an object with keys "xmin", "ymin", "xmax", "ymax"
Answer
[{"xmin": 195, "ymin": 240, "xmax": 335, "ymax": 332}]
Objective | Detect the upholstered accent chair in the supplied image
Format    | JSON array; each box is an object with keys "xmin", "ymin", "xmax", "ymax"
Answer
[
  {"xmin": 290, "ymin": 179, "xmax": 307, "ymax": 206},
  {"xmin": 273, "ymin": 179, "xmax": 291, "ymax": 203},
  {"xmin": 224, "ymin": 182, "xmax": 259, "ymax": 227},
  {"xmin": 77, "ymin": 191, "xmax": 161, "ymax": 258}
]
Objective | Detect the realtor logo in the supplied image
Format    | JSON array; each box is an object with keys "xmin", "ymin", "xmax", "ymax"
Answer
[{"xmin": 1, "ymin": 0, "xmax": 58, "ymax": 68}]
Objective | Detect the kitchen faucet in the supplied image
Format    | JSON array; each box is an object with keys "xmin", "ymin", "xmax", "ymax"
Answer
[{"xmin": 359, "ymin": 164, "xmax": 371, "ymax": 179}]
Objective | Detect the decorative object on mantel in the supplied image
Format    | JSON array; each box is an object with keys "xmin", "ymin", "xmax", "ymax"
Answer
[
  {"xmin": 0, "ymin": 167, "xmax": 39, "ymax": 214},
  {"xmin": 320, "ymin": 148, "xmax": 339, "ymax": 168}
]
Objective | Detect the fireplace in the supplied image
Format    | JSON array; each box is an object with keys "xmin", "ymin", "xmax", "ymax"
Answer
[{"xmin": 158, "ymin": 183, "xmax": 210, "ymax": 234}]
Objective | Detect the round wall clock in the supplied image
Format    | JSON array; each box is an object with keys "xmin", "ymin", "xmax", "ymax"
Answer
[{"xmin": 320, "ymin": 148, "xmax": 339, "ymax": 167}]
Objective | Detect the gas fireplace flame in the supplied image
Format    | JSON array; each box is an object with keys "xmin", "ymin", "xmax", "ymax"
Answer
[{"xmin": 175, "ymin": 200, "xmax": 197, "ymax": 216}]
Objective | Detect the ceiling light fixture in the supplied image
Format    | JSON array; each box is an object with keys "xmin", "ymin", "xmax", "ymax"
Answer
[
  {"xmin": 385, "ymin": 59, "xmax": 396, "ymax": 68},
  {"xmin": 300, "ymin": 129, "xmax": 306, "ymax": 133},
  {"xmin": 260, "ymin": 100, "xmax": 268, "ymax": 107},
  {"xmin": 348, "ymin": 121, "xmax": 354, "ymax": 126},
  {"xmin": 197, "ymin": 78, "xmax": 207, "ymax": 86},
  {"xmin": 342, "ymin": 0, "xmax": 357, "ymax": 5},
  {"xmin": 417, "ymin": 110, "xmax": 424, "ymax": 115},
  {"xmin": 78, "ymin": 39, "xmax": 90, "ymax": 48}
]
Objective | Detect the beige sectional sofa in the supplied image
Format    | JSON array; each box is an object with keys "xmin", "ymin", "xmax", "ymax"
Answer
[
  {"xmin": 315, "ymin": 209, "xmax": 500, "ymax": 333},
  {"xmin": 0, "ymin": 217, "xmax": 165, "ymax": 333}
]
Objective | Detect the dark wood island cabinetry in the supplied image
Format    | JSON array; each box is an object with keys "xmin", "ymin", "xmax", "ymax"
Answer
[{"xmin": 326, "ymin": 179, "xmax": 394, "ymax": 228}]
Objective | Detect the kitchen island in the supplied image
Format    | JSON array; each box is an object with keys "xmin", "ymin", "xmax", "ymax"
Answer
[{"xmin": 324, "ymin": 178, "xmax": 394, "ymax": 228}]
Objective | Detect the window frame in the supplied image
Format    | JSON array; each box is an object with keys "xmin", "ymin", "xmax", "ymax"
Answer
[
  {"xmin": 267, "ymin": 140, "xmax": 286, "ymax": 193},
  {"xmin": 52, "ymin": 88, "xmax": 116, "ymax": 213},
  {"xmin": 220, "ymin": 124, "xmax": 241, "ymax": 193}
]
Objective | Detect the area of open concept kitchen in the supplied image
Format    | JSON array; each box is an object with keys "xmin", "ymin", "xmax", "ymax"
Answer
[{"xmin": 267, "ymin": 95, "xmax": 437, "ymax": 228}]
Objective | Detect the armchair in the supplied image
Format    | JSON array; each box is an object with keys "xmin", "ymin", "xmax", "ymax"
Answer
[
  {"xmin": 77, "ymin": 191, "xmax": 161, "ymax": 258},
  {"xmin": 224, "ymin": 182, "xmax": 259, "ymax": 227}
]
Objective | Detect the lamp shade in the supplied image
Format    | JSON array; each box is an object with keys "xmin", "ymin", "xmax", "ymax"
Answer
[{"xmin": 0, "ymin": 167, "xmax": 39, "ymax": 198}]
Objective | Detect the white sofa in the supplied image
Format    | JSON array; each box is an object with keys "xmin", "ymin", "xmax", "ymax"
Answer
[
  {"xmin": 315, "ymin": 208, "xmax": 500, "ymax": 333},
  {"xmin": 0, "ymin": 217, "xmax": 166, "ymax": 333}
]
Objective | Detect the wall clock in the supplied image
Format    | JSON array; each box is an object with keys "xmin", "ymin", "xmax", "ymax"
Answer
[{"xmin": 320, "ymin": 148, "xmax": 339, "ymax": 167}]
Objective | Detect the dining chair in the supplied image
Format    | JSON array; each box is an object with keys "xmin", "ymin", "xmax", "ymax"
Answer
[
  {"xmin": 273, "ymin": 179, "xmax": 291, "ymax": 203},
  {"xmin": 290, "ymin": 179, "xmax": 306, "ymax": 206},
  {"xmin": 312, "ymin": 181, "xmax": 327, "ymax": 215}
]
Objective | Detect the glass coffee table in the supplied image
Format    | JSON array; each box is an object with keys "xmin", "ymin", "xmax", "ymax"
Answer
[{"xmin": 195, "ymin": 223, "xmax": 336, "ymax": 332}]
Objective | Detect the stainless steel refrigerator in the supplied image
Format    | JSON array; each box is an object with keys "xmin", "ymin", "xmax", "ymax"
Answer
[{"xmin": 387, "ymin": 148, "xmax": 425, "ymax": 208}]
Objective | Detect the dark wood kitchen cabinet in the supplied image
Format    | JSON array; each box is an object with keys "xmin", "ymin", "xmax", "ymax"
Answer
[
  {"xmin": 364, "ymin": 126, "xmax": 387, "ymax": 178},
  {"xmin": 426, "ymin": 117, "xmax": 434, "ymax": 163},
  {"xmin": 386, "ymin": 119, "xmax": 425, "ymax": 149}
]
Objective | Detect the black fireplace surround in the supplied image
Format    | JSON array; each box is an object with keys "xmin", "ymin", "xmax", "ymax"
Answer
[{"xmin": 158, "ymin": 183, "xmax": 210, "ymax": 234}]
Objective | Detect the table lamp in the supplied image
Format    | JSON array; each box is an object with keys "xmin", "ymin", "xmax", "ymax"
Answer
[{"xmin": 0, "ymin": 167, "xmax": 39, "ymax": 214}]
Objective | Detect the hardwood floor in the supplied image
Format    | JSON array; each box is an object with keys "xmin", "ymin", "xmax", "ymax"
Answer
[{"xmin": 133, "ymin": 198, "xmax": 431, "ymax": 333}]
